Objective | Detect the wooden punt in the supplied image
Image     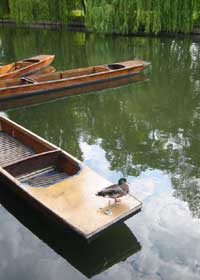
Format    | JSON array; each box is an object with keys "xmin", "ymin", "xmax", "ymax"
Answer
[
  {"xmin": 0, "ymin": 54, "xmax": 55, "ymax": 80},
  {"xmin": 0, "ymin": 75, "xmax": 148, "ymax": 111},
  {"xmin": 0, "ymin": 60, "xmax": 149, "ymax": 103},
  {"xmin": 0, "ymin": 117, "xmax": 142, "ymax": 241}
]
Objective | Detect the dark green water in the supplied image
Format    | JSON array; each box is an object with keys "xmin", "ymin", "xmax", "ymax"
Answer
[{"xmin": 1, "ymin": 26, "xmax": 200, "ymax": 280}]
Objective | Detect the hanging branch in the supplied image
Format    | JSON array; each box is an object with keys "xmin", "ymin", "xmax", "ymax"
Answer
[
  {"xmin": 85, "ymin": 0, "xmax": 200, "ymax": 34},
  {"xmin": 5, "ymin": 0, "xmax": 200, "ymax": 34}
]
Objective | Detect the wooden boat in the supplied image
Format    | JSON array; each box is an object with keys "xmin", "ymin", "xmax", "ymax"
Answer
[
  {"xmin": 0, "ymin": 54, "xmax": 55, "ymax": 80},
  {"xmin": 0, "ymin": 60, "xmax": 149, "ymax": 103},
  {"xmin": 0, "ymin": 116, "xmax": 142, "ymax": 241},
  {"xmin": 0, "ymin": 75, "xmax": 148, "ymax": 111}
]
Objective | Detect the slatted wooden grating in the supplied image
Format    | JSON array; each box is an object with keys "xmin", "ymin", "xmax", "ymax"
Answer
[
  {"xmin": 17, "ymin": 166, "xmax": 69, "ymax": 187},
  {"xmin": 0, "ymin": 131, "xmax": 35, "ymax": 167}
]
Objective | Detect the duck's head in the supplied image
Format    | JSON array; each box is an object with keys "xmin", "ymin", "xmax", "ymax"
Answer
[{"xmin": 118, "ymin": 178, "xmax": 127, "ymax": 185}]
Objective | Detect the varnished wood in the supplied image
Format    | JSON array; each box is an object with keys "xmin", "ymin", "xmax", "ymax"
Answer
[
  {"xmin": 0, "ymin": 75, "xmax": 148, "ymax": 110},
  {"xmin": 0, "ymin": 60, "xmax": 149, "ymax": 103},
  {"xmin": 0, "ymin": 117, "xmax": 142, "ymax": 240},
  {"xmin": 0, "ymin": 55, "xmax": 55, "ymax": 80}
]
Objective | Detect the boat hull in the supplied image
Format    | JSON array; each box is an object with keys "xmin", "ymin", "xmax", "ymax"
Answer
[
  {"xmin": 0, "ymin": 75, "xmax": 147, "ymax": 110},
  {"xmin": 0, "ymin": 61, "xmax": 148, "ymax": 109},
  {"xmin": 0, "ymin": 117, "xmax": 142, "ymax": 241}
]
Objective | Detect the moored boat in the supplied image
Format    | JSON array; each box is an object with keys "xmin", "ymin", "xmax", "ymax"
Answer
[
  {"xmin": 0, "ymin": 116, "xmax": 142, "ymax": 240},
  {"xmin": 0, "ymin": 75, "xmax": 147, "ymax": 111},
  {"xmin": 0, "ymin": 60, "xmax": 149, "ymax": 103},
  {"xmin": 0, "ymin": 54, "xmax": 55, "ymax": 80}
]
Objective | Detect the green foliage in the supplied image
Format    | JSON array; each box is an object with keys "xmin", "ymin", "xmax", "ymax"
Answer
[
  {"xmin": 8, "ymin": 0, "xmax": 75, "ymax": 24},
  {"xmin": 193, "ymin": 0, "xmax": 200, "ymax": 27},
  {"xmin": 32, "ymin": 0, "xmax": 49, "ymax": 21},
  {"xmin": 9, "ymin": 0, "xmax": 34, "ymax": 23},
  {"xmin": 0, "ymin": 0, "xmax": 9, "ymax": 19},
  {"xmin": 2, "ymin": 0, "xmax": 200, "ymax": 34},
  {"xmin": 85, "ymin": 0, "xmax": 199, "ymax": 34}
]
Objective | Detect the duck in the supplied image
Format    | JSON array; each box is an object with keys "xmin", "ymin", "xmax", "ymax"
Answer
[{"xmin": 96, "ymin": 178, "xmax": 129, "ymax": 204}]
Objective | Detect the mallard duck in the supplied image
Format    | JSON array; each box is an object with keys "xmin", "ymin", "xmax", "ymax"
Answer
[{"xmin": 96, "ymin": 178, "xmax": 129, "ymax": 204}]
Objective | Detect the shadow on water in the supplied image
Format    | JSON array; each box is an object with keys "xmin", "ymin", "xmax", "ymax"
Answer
[{"xmin": 0, "ymin": 184, "xmax": 141, "ymax": 278}]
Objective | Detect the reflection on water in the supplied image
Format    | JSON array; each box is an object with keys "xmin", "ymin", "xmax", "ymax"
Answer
[
  {"xmin": 126, "ymin": 170, "xmax": 200, "ymax": 280},
  {"xmin": 1, "ymin": 27, "xmax": 200, "ymax": 279}
]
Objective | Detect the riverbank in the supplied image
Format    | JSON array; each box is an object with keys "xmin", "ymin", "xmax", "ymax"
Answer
[
  {"xmin": 0, "ymin": 19, "xmax": 88, "ymax": 32},
  {"xmin": 1, "ymin": 18, "xmax": 200, "ymax": 36}
]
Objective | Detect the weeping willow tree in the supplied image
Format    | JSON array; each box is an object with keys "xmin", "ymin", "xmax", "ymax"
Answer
[
  {"xmin": 0, "ymin": 0, "xmax": 9, "ymax": 18},
  {"xmin": 3, "ymin": 0, "xmax": 200, "ymax": 34},
  {"xmin": 85, "ymin": 0, "xmax": 199, "ymax": 34},
  {"xmin": 8, "ymin": 0, "xmax": 74, "ymax": 23}
]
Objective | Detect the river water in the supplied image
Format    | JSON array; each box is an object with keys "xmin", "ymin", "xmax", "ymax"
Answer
[{"xmin": 0, "ymin": 26, "xmax": 200, "ymax": 280}]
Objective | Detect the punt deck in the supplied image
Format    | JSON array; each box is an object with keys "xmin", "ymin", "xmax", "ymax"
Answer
[{"xmin": 0, "ymin": 117, "xmax": 142, "ymax": 241}]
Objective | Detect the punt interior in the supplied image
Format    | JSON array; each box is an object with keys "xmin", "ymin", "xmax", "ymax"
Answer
[
  {"xmin": 0, "ymin": 58, "xmax": 42, "ymax": 75},
  {"xmin": 0, "ymin": 64, "xmax": 126, "ymax": 88},
  {"xmin": 0, "ymin": 117, "xmax": 80, "ymax": 187}
]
